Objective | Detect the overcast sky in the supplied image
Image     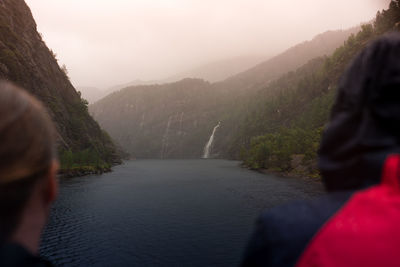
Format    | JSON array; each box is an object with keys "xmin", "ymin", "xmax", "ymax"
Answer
[{"xmin": 25, "ymin": 0, "xmax": 391, "ymax": 89}]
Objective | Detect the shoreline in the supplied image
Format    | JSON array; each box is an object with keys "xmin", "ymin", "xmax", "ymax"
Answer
[
  {"xmin": 58, "ymin": 159, "xmax": 322, "ymax": 184},
  {"xmin": 58, "ymin": 161, "xmax": 123, "ymax": 178},
  {"xmin": 240, "ymin": 162, "xmax": 322, "ymax": 185},
  {"xmin": 58, "ymin": 167, "xmax": 112, "ymax": 178}
]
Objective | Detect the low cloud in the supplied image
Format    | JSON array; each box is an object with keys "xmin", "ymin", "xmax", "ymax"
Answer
[{"xmin": 26, "ymin": 0, "xmax": 391, "ymax": 88}]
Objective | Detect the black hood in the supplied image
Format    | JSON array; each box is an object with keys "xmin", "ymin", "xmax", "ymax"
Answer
[{"xmin": 319, "ymin": 32, "xmax": 400, "ymax": 191}]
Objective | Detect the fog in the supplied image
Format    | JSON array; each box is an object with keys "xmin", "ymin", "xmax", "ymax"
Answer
[{"xmin": 25, "ymin": 0, "xmax": 391, "ymax": 89}]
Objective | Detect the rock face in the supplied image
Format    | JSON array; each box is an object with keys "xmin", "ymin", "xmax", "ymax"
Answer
[
  {"xmin": 0, "ymin": 0, "xmax": 120, "ymax": 164},
  {"xmin": 90, "ymin": 79, "xmax": 221, "ymax": 158}
]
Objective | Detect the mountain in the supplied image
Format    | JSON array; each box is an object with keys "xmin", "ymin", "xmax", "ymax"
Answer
[
  {"xmin": 216, "ymin": 28, "xmax": 360, "ymax": 93},
  {"xmin": 228, "ymin": 1, "xmax": 400, "ymax": 175},
  {"xmin": 90, "ymin": 79, "xmax": 220, "ymax": 158},
  {"xmin": 164, "ymin": 55, "xmax": 267, "ymax": 83},
  {"xmin": 79, "ymin": 80, "xmax": 171, "ymax": 105},
  {"xmin": 86, "ymin": 55, "xmax": 266, "ymax": 104},
  {"xmin": 0, "ymin": 0, "xmax": 121, "ymax": 172},
  {"xmin": 90, "ymin": 26, "xmax": 361, "ymax": 159}
]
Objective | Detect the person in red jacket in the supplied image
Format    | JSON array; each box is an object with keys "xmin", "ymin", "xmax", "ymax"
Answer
[{"xmin": 241, "ymin": 32, "xmax": 400, "ymax": 267}]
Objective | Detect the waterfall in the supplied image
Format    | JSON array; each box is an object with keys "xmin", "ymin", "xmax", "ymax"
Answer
[
  {"xmin": 178, "ymin": 112, "xmax": 184, "ymax": 135},
  {"xmin": 161, "ymin": 116, "xmax": 172, "ymax": 158},
  {"xmin": 140, "ymin": 113, "xmax": 145, "ymax": 130},
  {"xmin": 202, "ymin": 122, "xmax": 221, "ymax": 159}
]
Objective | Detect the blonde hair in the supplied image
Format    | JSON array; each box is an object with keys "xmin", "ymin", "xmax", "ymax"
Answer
[
  {"xmin": 0, "ymin": 81, "xmax": 57, "ymax": 184},
  {"xmin": 0, "ymin": 81, "xmax": 58, "ymax": 242}
]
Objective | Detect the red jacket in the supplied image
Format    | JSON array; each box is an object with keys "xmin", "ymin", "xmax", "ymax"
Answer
[{"xmin": 297, "ymin": 154, "xmax": 400, "ymax": 267}]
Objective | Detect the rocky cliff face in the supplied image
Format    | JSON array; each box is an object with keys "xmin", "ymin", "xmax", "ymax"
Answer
[
  {"xmin": 0, "ymin": 0, "xmax": 120, "ymax": 165},
  {"xmin": 90, "ymin": 79, "xmax": 221, "ymax": 158}
]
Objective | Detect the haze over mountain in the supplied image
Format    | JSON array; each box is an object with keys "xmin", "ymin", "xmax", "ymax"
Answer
[
  {"xmin": 81, "ymin": 27, "xmax": 359, "ymax": 104},
  {"xmin": 89, "ymin": 26, "xmax": 359, "ymax": 159},
  {"xmin": 215, "ymin": 27, "xmax": 360, "ymax": 92},
  {"xmin": 78, "ymin": 55, "xmax": 267, "ymax": 103},
  {"xmin": 90, "ymin": 0, "xmax": 400, "ymax": 177},
  {"xmin": 76, "ymin": 86, "xmax": 103, "ymax": 104},
  {"xmin": 5, "ymin": 0, "xmax": 394, "ymax": 176},
  {"xmin": 25, "ymin": 0, "xmax": 390, "ymax": 88},
  {"xmin": 165, "ymin": 55, "xmax": 266, "ymax": 83}
]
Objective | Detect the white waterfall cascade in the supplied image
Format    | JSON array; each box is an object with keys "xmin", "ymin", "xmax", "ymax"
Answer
[
  {"xmin": 202, "ymin": 122, "xmax": 221, "ymax": 159},
  {"xmin": 140, "ymin": 113, "xmax": 145, "ymax": 130},
  {"xmin": 161, "ymin": 116, "xmax": 172, "ymax": 158},
  {"xmin": 178, "ymin": 112, "xmax": 184, "ymax": 135}
]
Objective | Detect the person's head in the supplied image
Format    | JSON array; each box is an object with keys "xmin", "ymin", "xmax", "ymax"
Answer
[
  {"xmin": 0, "ymin": 81, "xmax": 59, "ymax": 252},
  {"xmin": 318, "ymin": 32, "xmax": 400, "ymax": 191}
]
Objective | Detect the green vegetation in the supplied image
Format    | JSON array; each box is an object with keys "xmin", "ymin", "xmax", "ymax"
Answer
[
  {"xmin": 59, "ymin": 149, "xmax": 111, "ymax": 174},
  {"xmin": 90, "ymin": 79, "xmax": 219, "ymax": 159},
  {"xmin": 242, "ymin": 127, "xmax": 322, "ymax": 171},
  {"xmin": 239, "ymin": 1, "xmax": 400, "ymax": 175}
]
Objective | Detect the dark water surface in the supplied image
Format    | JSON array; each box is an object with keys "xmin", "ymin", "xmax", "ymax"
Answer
[{"xmin": 40, "ymin": 160, "xmax": 324, "ymax": 267}]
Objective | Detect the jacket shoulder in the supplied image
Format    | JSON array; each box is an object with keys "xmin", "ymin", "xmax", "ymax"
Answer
[
  {"xmin": 0, "ymin": 243, "xmax": 53, "ymax": 267},
  {"xmin": 241, "ymin": 191, "xmax": 353, "ymax": 267}
]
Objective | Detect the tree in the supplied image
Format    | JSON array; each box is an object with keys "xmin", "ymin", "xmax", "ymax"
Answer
[{"xmin": 61, "ymin": 64, "xmax": 69, "ymax": 80}]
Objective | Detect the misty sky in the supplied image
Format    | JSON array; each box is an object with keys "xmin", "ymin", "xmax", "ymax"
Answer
[{"xmin": 25, "ymin": 0, "xmax": 391, "ymax": 89}]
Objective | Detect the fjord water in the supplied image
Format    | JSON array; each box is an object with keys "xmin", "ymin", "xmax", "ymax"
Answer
[{"xmin": 40, "ymin": 160, "xmax": 323, "ymax": 266}]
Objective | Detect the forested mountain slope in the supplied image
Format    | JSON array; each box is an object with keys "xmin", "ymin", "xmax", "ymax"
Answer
[
  {"xmin": 0, "ymin": 0, "xmax": 121, "ymax": 172},
  {"xmin": 215, "ymin": 27, "xmax": 360, "ymax": 93},
  {"xmin": 236, "ymin": 1, "xmax": 400, "ymax": 176},
  {"xmin": 91, "ymin": 79, "xmax": 222, "ymax": 158},
  {"xmin": 90, "ymin": 27, "xmax": 360, "ymax": 159}
]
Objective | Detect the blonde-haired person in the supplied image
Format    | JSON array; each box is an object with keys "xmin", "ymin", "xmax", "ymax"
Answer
[{"xmin": 0, "ymin": 82, "xmax": 58, "ymax": 266}]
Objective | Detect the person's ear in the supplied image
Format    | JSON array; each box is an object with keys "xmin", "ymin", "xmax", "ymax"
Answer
[{"xmin": 43, "ymin": 160, "xmax": 59, "ymax": 205}]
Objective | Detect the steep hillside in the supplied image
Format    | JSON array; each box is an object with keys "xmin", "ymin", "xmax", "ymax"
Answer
[
  {"xmin": 90, "ymin": 79, "xmax": 220, "ymax": 158},
  {"xmin": 0, "ymin": 0, "xmax": 121, "ymax": 172},
  {"xmin": 216, "ymin": 27, "xmax": 360, "ymax": 93},
  {"xmin": 90, "ymin": 27, "xmax": 360, "ymax": 159},
  {"xmin": 236, "ymin": 1, "xmax": 400, "ymax": 175}
]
